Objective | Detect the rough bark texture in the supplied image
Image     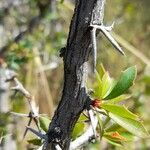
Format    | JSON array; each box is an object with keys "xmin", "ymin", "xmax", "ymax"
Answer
[{"xmin": 46, "ymin": 0, "xmax": 105, "ymax": 149}]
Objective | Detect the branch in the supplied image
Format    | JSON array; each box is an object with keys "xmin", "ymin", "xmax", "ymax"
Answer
[
  {"xmin": 7, "ymin": 75, "xmax": 41, "ymax": 138},
  {"xmin": 70, "ymin": 110, "xmax": 98, "ymax": 150},
  {"xmin": 45, "ymin": 0, "xmax": 106, "ymax": 149}
]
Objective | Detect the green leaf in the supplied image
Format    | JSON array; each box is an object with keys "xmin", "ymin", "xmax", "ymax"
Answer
[
  {"xmin": 120, "ymin": 132, "xmax": 135, "ymax": 141},
  {"xmin": 98, "ymin": 63, "xmax": 106, "ymax": 79},
  {"xmin": 104, "ymin": 136, "xmax": 123, "ymax": 147},
  {"xmin": 109, "ymin": 113, "xmax": 149, "ymax": 138},
  {"xmin": 106, "ymin": 124, "xmax": 135, "ymax": 141},
  {"xmin": 39, "ymin": 117, "xmax": 51, "ymax": 132},
  {"xmin": 105, "ymin": 123, "xmax": 122, "ymax": 132},
  {"xmin": 104, "ymin": 66, "xmax": 136, "ymax": 100},
  {"xmin": 93, "ymin": 64, "xmax": 106, "ymax": 98},
  {"xmin": 94, "ymin": 71, "xmax": 102, "ymax": 98},
  {"xmin": 27, "ymin": 138, "xmax": 42, "ymax": 146},
  {"xmin": 72, "ymin": 114, "xmax": 86, "ymax": 139},
  {"xmin": 101, "ymin": 103, "xmax": 138, "ymax": 120},
  {"xmin": 72, "ymin": 122, "xmax": 85, "ymax": 140},
  {"xmin": 101, "ymin": 72, "xmax": 112, "ymax": 98},
  {"xmin": 96, "ymin": 112, "xmax": 103, "ymax": 138},
  {"xmin": 105, "ymin": 94, "xmax": 130, "ymax": 104}
]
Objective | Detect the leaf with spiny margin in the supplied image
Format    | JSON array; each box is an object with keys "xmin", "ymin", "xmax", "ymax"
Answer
[
  {"xmin": 101, "ymin": 103, "xmax": 138, "ymax": 120},
  {"xmin": 39, "ymin": 117, "xmax": 51, "ymax": 132},
  {"xmin": 109, "ymin": 113, "xmax": 149, "ymax": 138},
  {"xmin": 104, "ymin": 66, "xmax": 136, "ymax": 100}
]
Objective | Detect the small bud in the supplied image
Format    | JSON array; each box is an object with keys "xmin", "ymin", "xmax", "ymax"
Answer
[
  {"xmin": 91, "ymin": 99, "xmax": 101, "ymax": 108},
  {"xmin": 111, "ymin": 132, "xmax": 126, "ymax": 141}
]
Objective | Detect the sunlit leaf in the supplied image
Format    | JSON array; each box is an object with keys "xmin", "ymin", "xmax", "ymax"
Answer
[
  {"xmin": 39, "ymin": 117, "xmax": 51, "ymax": 132},
  {"xmin": 97, "ymin": 63, "xmax": 106, "ymax": 79},
  {"xmin": 101, "ymin": 72, "xmax": 112, "ymax": 98},
  {"xmin": 104, "ymin": 66, "xmax": 136, "ymax": 100},
  {"xmin": 105, "ymin": 94, "xmax": 130, "ymax": 104},
  {"xmin": 72, "ymin": 122, "xmax": 85, "ymax": 140},
  {"xmin": 72, "ymin": 114, "xmax": 86, "ymax": 139},
  {"xmin": 109, "ymin": 113, "xmax": 149, "ymax": 138},
  {"xmin": 105, "ymin": 123, "xmax": 122, "ymax": 132},
  {"xmin": 101, "ymin": 103, "xmax": 138, "ymax": 120}
]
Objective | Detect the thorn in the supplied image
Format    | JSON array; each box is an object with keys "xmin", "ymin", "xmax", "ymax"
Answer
[
  {"xmin": 33, "ymin": 118, "xmax": 41, "ymax": 132},
  {"xmin": 26, "ymin": 126, "xmax": 47, "ymax": 140},
  {"xmin": 100, "ymin": 26, "xmax": 125, "ymax": 55},
  {"xmin": 104, "ymin": 21, "xmax": 115, "ymax": 32},
  {"xmin": 90, "ymin": 24, "xmax": 125, "ymax": 56},
  {"xmin": 23, "ymin": 117, "xmax": 32, "ymax": 139}
]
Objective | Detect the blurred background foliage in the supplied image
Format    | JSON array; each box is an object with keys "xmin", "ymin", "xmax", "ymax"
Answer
[{"xmin": 0, "ymin": 0, "xmax": 150, "ymax": 149}]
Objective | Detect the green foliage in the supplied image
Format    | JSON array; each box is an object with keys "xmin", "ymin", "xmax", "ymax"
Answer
[
  {"xmin": 71, "ymin": 114, "xmax": 87, "ymax": 140},
  {"xmin": 89, "ymin": 65, "xmax": 149, "ymax": 147},
  {"xmin": 104, "ymin": 66, "xmax": 137, "ymax": 100},
  {"xmin": 109, "ymin": 113, "xmax": 148, "ymax": 138},
  {"xmin": 39, "ymin": 116, "xmax": 51, "ymax": 132},
  {"xmin": 101, "ymin": 104, "xmax": 138, "ymax": 120}
]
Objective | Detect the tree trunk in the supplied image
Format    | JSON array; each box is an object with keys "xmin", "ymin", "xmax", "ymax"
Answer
[{"xmin": 46, "ymin": 0, "xmax": 105, "ymax": 149}]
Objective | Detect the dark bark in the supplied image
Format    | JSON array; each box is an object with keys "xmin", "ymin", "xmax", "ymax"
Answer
[{"xmin": 46, "ymin": 0, "xmax": 105, "ymax": 149}]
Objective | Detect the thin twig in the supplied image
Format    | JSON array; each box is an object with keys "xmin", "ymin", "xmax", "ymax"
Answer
[{"xmin": 8, "ymin": 76, "xmax": 41, "ymax": 138}]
